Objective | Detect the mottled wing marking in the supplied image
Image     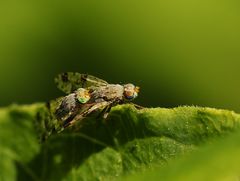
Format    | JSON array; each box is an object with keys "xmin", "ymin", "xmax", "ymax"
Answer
[{"xmin": 55, "ymin": 72, "xmax": 108, "ymax": 94}]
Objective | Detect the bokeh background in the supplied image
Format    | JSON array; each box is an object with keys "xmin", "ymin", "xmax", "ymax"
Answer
[{"xmin": 0, "ymin": 0, "xmax": 240, "ymax": 111}]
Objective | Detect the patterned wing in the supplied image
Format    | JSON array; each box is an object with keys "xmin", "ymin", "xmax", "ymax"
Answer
[{"xmin": 55, "ymin": 72, "xmax": 108, "ymax": 94}]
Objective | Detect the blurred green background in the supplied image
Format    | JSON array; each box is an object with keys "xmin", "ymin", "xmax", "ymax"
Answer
[{"xmin": 0, "ymin": 0, "xmax": 240, "ymax": 111}]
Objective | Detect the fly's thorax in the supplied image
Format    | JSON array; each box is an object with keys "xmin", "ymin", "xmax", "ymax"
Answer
[
  {"xmin": 91, "ymin": 84, "xmax": 124, "ymax": 101},
  {"xmin": 123, "ymin": 83, "xmax": 139, "ymax": 101},
  {"xmin": 75, "ymin": 88, "xmax": 90, "ymax": 103}
]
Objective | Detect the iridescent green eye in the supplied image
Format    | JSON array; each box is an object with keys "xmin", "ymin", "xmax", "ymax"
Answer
[
  {"xmin": 76, "ymin": 88, "xmax": 90, "ymax": 104},
  {"xmin": 78, "ymin": 97, "xmax": 89, "ymax": 103}
]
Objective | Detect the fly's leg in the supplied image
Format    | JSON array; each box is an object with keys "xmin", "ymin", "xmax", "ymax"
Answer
[
  {"xmin": 63, "ymin": 112, "xmax": 80, "ymax": 128},
  {"xmin": 62, "ymin": 102, "xmax": 98, "ymax": 128},
  {"xmin": 97, "ymin": 103, "xmax": 113, "ymax": 119},
  {"xmin": 102, "ymin": 104, "xmax": 113, "ymax": 119},
  {"xmin": 131, "ymin": 103, "xmax": 145, "ymax": 110},
  {"xmin": 65, "ymin": 101, "xmax": 111, "ymax": 128},
  {"xmin": 97, "ymin": 106, "xmax": 108, "ymax": 119}
]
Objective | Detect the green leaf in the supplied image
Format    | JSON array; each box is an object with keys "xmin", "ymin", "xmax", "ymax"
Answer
[
  {"xmin": 0, "ymin": 104, "xmax": 240, "ymax": 181},
  {"xmin": 123, "ymin": 128, "xmax": 240, "ymax": 181}
]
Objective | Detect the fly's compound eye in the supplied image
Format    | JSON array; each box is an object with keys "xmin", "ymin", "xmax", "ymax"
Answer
[
  {"xmin": 76, "ymin": 88, "xmax": 90, "ymax": 103},
  {"xmin": 124, "ymin": 84, "xmax": 140, "ymax": 100}
]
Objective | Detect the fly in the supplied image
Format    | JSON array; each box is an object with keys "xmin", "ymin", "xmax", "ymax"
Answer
[{"xmin": 54, "ymin": 72, "xmax": 141, "ymax": 128}]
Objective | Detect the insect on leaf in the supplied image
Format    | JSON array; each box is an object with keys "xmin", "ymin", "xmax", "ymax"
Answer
[{"xmin": 55, "ymin": 72, "xmax": 108, "ymax": 94}]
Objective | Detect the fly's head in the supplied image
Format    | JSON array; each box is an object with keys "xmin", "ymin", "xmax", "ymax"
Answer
[
  {"xmin": 123, "ymin": 84, "xmax": 140, "ymax": 101},
  {"xmin": 76, "ymin": 88, "xmax": 90, "ymax": 103}
]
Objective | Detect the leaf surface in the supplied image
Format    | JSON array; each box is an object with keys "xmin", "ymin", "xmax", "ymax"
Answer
[{"xmin": 0, "ymin": 104, "xmax": 239, "ymax": 181}]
